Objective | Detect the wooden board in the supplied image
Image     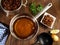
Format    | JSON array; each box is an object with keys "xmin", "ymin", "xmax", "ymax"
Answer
[{"xmin": 0, "ymin": 0, "xmax": 60, "ymax": 45}]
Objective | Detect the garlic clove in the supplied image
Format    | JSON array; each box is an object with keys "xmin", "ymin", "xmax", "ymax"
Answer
[{"xmin": 50, "ymin": 29, "xmax": 60, "ymax": 34}]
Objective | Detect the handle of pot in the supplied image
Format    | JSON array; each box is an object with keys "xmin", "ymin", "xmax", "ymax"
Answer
[
  {"xmin": 34, "ymin": 3, "xmax": 52, "ymax": 20},
  {"xmin": 6, "ymin": 11, "xmax": 9, "ymax": 17},
  {"xmin": 21, "ymin": 0, "xmax": 28, "ymax": 7}
]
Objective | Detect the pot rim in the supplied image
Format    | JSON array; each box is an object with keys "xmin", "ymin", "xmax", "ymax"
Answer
[{"xmin": 10, "ymin": 14, "xmax": 39, "ymax": 41}]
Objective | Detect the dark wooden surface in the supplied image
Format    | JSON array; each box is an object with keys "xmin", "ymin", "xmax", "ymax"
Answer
[{"xmin": 0, "ymin": 0, "xmax": 60, "ymax": 45}]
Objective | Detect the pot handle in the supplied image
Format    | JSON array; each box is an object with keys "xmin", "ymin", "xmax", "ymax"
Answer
[
  {"xmin": 6, "ymin": 11, "xmax": 9, "ymax": 17},
  {"xmin": 21, "ymin": 0, "xmax": 28, "ymax": 7},
  {"xmin": 34, "ymin": 3, "xmax": 52, "ymax": 20}
]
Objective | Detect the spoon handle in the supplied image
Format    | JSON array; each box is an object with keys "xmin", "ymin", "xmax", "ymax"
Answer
[{"xmin": 34, "ymin": 3, "xmax": 52, "ymax": 20}]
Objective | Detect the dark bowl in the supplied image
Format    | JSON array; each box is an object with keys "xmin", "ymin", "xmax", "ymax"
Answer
[{"xmin": 37, "ymin": 32, "xmax": 53, "ymax": 45}]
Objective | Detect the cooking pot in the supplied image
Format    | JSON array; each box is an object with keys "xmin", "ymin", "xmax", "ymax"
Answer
[{"xmin": 0, "ymin": 0, "xmax": 28, "ymax": 16}]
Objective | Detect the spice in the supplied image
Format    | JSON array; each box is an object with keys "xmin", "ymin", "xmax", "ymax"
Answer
[
  {"xmin": 1, "ymin": 0, "xmax": 21, "ymax": 11},
  {"xmin": 42, "ymin": 15, "xmax": 53, "ymax": 27},
  {"xmin": 13, "ymin": 17, "xmax": 35, "ymax": 39}
]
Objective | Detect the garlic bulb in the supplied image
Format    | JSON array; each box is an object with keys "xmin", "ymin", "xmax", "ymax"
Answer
[{"xmin": 51, "ymin": 34, "xmax": 59, "ymax": 41}]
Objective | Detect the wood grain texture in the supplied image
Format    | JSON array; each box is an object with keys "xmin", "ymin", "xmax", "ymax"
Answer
[{"xmin": 0, "ymin": 0, "xmax": 60, "ymax": 45}]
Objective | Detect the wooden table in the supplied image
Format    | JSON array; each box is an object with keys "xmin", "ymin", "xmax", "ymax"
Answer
[{"xmin": 0, "ymin": 0, "xmax": 60, "ymax": 45}]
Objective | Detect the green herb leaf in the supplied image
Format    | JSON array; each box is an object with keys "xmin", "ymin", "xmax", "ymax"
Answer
[
  {"xmin": 30, "ymin": 3, "xmax": 37, "ymax": 15},
  {"xmin": 29, "ymin": 3, "xmax": 43, "ymax": 16},
  {"xmin": 37, "ymin": 5, "xmax": 43, "ymax": 12}
]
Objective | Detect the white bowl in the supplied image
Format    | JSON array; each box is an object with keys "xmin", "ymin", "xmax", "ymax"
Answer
[{"xmin": 40, "ymin": 12, "xmax": 56, "ymax": 29}]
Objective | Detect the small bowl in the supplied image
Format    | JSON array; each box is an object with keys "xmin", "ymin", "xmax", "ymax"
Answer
[
  {"xmin": 40, "ymin": 12, "xmax": 56, "ymax": 29},
  {"xmin": 37, "ymin": 32, "xmax": 53, "ymax": 45}
]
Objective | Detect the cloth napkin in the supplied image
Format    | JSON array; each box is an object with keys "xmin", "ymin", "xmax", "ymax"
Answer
[{"xmin": 0, "ymin": 23, "xmax": 9, "ymax": 45}]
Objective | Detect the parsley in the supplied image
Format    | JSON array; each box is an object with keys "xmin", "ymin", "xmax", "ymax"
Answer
[
  {"xmin": 30, "ymin": 3, "xmax": 37, "ymax": 15},
  {"xmin": 37, "ymin": 5, "xmax": 43, "ymax": 12},
  {"xmin": 30, "ymin": 3, "xmax": 43, "ymax": 16}
]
